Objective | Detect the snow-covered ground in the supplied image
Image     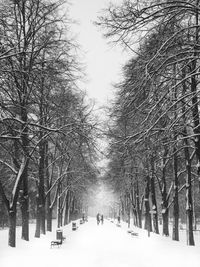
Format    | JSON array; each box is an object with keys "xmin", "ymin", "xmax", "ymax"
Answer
[{"xmin": 0, "ymin": 218, "xmax": 200, "ymax": 267}]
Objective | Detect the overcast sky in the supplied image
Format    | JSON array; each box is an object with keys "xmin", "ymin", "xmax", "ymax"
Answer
[
  {"xmin": 69, "ymin": 0, "xmax": 131, "ymax": 168},
  {"xmin": 69, "ymin": 0, "xmax": 130, "ymax": 109}
]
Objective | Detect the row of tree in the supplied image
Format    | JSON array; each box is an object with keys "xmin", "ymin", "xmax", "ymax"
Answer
[
  {"xmin": 0, "ymin": 0, "xmax": 98, "ymax": 247},
  {"xmin": 98, "ymin": 0, "xmax": 200, "ymax": 246}
]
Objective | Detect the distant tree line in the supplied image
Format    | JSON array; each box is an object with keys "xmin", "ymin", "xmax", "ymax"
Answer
[
  {"xmin": 98, "ymin": 0, "xmax": 200, "ymax": 246},
  {"xmin": 0, "ymin": 0, "xmax": 98, "ymax": 247}
]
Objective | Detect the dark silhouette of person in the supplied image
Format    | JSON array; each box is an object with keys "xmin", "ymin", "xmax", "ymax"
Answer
[
  {"xmin": 101, "ymin": 214, "xmax": 104, "ymax": 225},
  {"xmin": 96, "ymin": 213, "xmax": 100, "ymax": 225},
  {"xmin": 117, "ymin": 215, "xmax": 120, "ymax": 224},
  {"xmin": 82, "ymin": 213, "xmax": 85, "ymax": 222}
]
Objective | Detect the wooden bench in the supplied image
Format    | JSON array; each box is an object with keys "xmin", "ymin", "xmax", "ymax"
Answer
[
  {"xmin": 50, "ymin": 239, "xmax": 62, "ymax": 248},
  {"xmin": 127, "ymin": 230, "xmax": 139, "ymax": 236},
  {"xmin": 131, "ymin": 232, "xmax": 139, "ymax": 237},
  {"xmin": 51, "ymin": 229, "xmax": 66, "ymax": 248},
  {"xmin": 61, "ymin": 236, "xmax": 66, "ymax": 241},
  {"xmin": 72, "ymin": 222, "xmax": 78, "ymax": 231}
]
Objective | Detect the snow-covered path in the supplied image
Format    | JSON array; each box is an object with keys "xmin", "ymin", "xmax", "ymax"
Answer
[{"xmin": 1, "ymin": 218, "xmax": 200, "ymax": 267}]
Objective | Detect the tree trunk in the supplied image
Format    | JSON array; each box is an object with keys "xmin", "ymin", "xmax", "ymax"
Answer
[
  {"xmin": 120, "ymin": 197, "xmax": 125, "ymax": 221},
  {"xmin": 8, "ymin": 207, "xmax": 17, "ymax": 247},
  {"xmin": 182, "ymin": 69, "xmax": 195, "ymax": 246},
  {"xmin": 193, "ymin": 181, "xmax": 197, "ymax": 231},
  {"xmin": 172, "ymin": 147, "xmax": 179, "ymax": 241},
  {"xmin": 0, "ymin": 158, "xmax": 28, "ymax": 247},
  {"xmin": 64, "ymin": 191, "xmax": 71, "ymax": 225},
  {"xmin": 46, "ymin": 142, "xmax": 53, "ymax": 232},
  {"xmin": 138, "ymin": 205, "xmax": 142, "ymax": 228},
  {"xmin": 191, "ymin": 1, "xmax": 200, "ymax": 191},
  {"xmin": 20, "ymin": 190, "xmax": 29, "ymax": 241},
  {"xmin": 40, "ymin": 205, "xmax": 46, "ymax": 234},
  {"xmin": 69, "ymin": 196, "xmax": 75, "ymax": 221},
  {"xmin": 183, "ymin": 126, "xmax": 195, "ymax": 245},
  {"xmin": 162, "ymin": 209, "xmax": 169, "ymax": 236},
  {"xmin": 185, "ymin": 164, "xmax": 195, "ymax": 246},
  {"xmin": 131, "ymin": 184, "xmax": 138, "ymax": 227},
  {"xmin": 35, "ymin": 195, "xmax": 40, "ymax": 238},
  {"xmin": 159, "ymin": 146, "xmax": 169, "ymax": 236},
  {"xmin": 172, "ymin": 64, "xmax": 179, "ymax": 241},
  {"xmin": 127, "ymin": 205, "xmax": 131, "ymax": 228},
  {"xmin": 150, "ymin": 158, "xmax": 159, "ymax": 234},
  {"xmin": 125, "ymin": 193, "xmax": 131, "ymax": 228},
  {"xmin": 46, "ymin": 184, "xmax": 53, "ymax": 232},
  {"xmin": 20, "ymin": 1, "xmax": 30, "ymax": 240},
  {"xmin": 20, "ymin": 128, "xmax": 29, "ymax": 241},
  {"xmin": 38, "ymin": 139, "xmax": 46, "ymax": 235},
  {"xmin": 64, "ymin": 204, "xmax": 69, "ymax": 226},
  {"xmin": 38, "ymin": 50, "xmax": 48, "ymax": 235},
  {"xmin": 144, "ymin": 176, "xmax": 152, "ymax": 232},
  {"xmin": 185, "ymin": 156, "xmax": 195, "ymax": 246},
  {"xmin": 135, "ymin": 174, "xmax": 142, "ymax": 228},
  {"xmin": 57, "ymin": 188, "xmax": 64, "ymax": 228},
  {"xmin": 46, "ymin": 206, "xmax": 52, "ymax": 232}
]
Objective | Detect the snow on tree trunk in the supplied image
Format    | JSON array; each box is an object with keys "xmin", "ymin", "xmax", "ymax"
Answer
[
  {"xmin": 20, "ymin": 137, "xmax": 29, "ymax": 241},
  {"xmin": 186, "ymin": 177, "xmax": 195, "ymax": 246}
]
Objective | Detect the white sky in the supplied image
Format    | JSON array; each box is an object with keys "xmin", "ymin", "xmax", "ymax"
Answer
[
  {"xmin": 69, "ymin": 0, "xmax": 130, "ymax": 108},
  {"xmin": 69, "ymin": 0, "xmax": 131, "ymax": 169}
]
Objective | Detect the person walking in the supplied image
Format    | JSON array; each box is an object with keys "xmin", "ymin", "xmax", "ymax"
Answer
[
  {"xmin": 101, "ymin": 214, "xmax": 104, "ymax": 225},
  {"xmin": 96, "ymin": 213, "xmax": 100, "ymax": 225},
  {"xmin": 117, "ymin": 215, "xmax": 120, "ymax": 224}
]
